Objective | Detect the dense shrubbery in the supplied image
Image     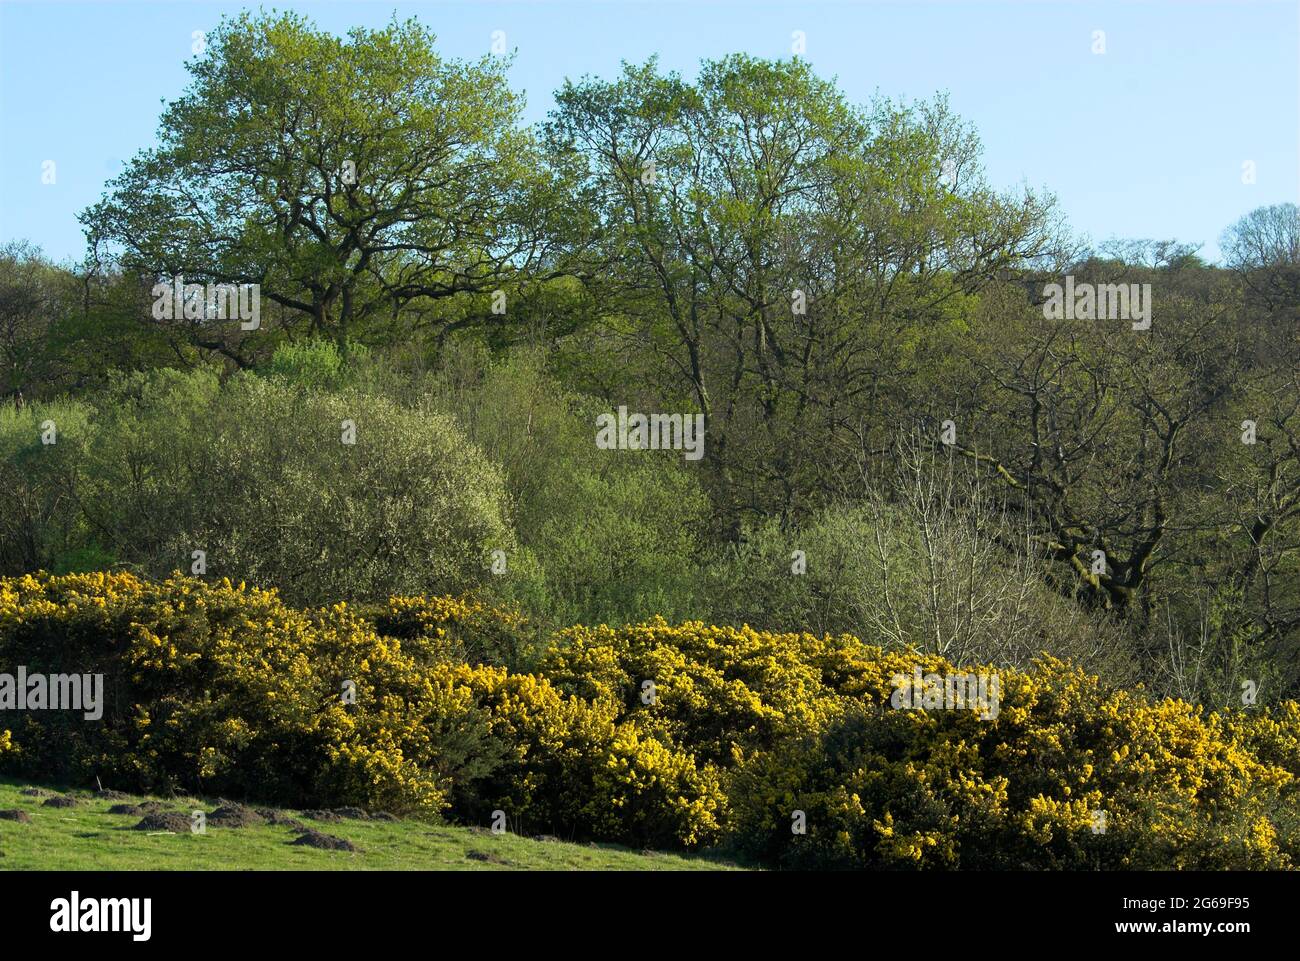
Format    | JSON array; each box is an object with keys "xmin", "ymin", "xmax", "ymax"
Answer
[
  {"xmin": 2, "ymin": 572, "xmax": 1295, "ymax": 867},
  {"xmin": 372, "ymin": 594, "xmax": 536, "ymax": 669},
  {"xmin": 0, "ymin": 368, "xmax": 518, "ymax": 607},
  {"xmin": 546, "ymin": 619, "xmax": 1300, "ymax": 868},
  {"xmin": 0, "ymin": 573, "xmax": 721, "ymax": 848},
  {"xmin": 704, "ymin": 495, "xmax": 1137, "ymax": 681},
  {"xmin": 1, "ymin": 348, "xmax": 1139, "ymax": 680},
  {"xmin": 0, "ymin": 348, "xmax": 720, "ymax": 637},
  {"xmin": 413, "ymin": 348, "xmax": 713, "ymax": 630}
]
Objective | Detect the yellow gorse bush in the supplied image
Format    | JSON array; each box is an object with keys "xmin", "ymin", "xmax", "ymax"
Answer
[
  {"xmin": 0, "ymin": 572, "xmax": 1296, "ymax": 866},
  {"xmin": 543, "ymin": 619, "xmax": 1299, "ymax": 868},
  {"xmin": 0, "ymin": 572, "xmax": 719, "ymax": 847},
  {"xmin": 374, "ymin": 594, "xmax": 533, "ymax": 667}
]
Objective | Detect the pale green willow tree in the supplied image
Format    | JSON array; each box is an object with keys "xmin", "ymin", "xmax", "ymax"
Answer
[{"xmin": 82, "ymin": 12, "xmax": 570, "ymax": 361}]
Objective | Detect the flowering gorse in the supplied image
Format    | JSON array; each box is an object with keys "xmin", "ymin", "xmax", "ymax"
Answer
[{"xmin": 1, "ymin": 573, "xmax": 1296, "ymax": 866}]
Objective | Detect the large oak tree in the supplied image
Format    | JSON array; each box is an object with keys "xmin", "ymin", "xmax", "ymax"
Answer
[{"xmin": 82, "ymin": 12, "xmax": 568, "ymax": 361}]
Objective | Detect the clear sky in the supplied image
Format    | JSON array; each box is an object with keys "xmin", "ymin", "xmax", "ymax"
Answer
[{"xmin": 1, "ymin": 0, "xmax": 1295, "ymax": 265}]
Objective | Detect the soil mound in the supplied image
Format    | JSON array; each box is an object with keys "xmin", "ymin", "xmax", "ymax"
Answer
[
  {"xmin": 290, "ymin": 830, "xmax": 357, "ymax": 851},
  {"xmin": 206, "ymin": 804, "xmax": 266, "ymax": 828},
  {"xmin": 132, "ymin": 811, "xmax": 192, "ymax": 832}
]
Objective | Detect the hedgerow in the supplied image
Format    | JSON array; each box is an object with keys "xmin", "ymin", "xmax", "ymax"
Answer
[{"xmin": 0, "ymin": 572, "xmax": 1295, "ymax": 867}]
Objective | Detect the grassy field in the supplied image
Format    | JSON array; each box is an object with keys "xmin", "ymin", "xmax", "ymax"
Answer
[{"xmin": 0, "ymin": 778, "xmax": 740, "ymax": 871}]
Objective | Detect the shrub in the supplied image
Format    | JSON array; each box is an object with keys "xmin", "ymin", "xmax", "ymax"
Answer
[
  {"xmin": 1, "ymin": 572, "xmax": 1294, "ymax": 865},
  {"xmin": 1, "ymin": 369, "xmax": 519, "ymax": 607},
  {"xmin": 161, "ymin": 373, "xmax": 519, "ymax": 606},
  {"xmin": 0, "ymin": 398, "xmax": 95, "ymax": 575},
  {"xmin": 542, "ymin": 619, "xmax": 854, "ymax": 764},
  {"xmin": 723, "ymin": 655, "xmax": 1299, "ymax": 870},
  {"xmin": 539, "ymin": 618, "xmax": 1299, "ymax": 868},
  {"xmin": 705, "ymin": 497, "xmax": 1137, "ymax": 683},
  {"xmin": 436, "ymin": 662, "xmax": 723, "ymax": 846},
  {"xmin": 423, "ymin": 349, "xmax": 712, "ymax": 629},
  {"xmin": 0, "ymin": 572, "xmax": 722, "ymax": 847},
  {"xmin": 0, "ymin": 571, "xmax": 461, "ymax": 809},
  {"xmin": 261, "ymin": 338, "xmax": 371, "ymax": 391},
  {"xmin": 372, "ymin": 594, "xmax": 538, "ymax": 670}
]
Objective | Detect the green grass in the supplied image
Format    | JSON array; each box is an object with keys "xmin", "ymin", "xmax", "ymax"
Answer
[{"xmin": 0, "ymin": 778, "xmax": 741, "ymax": 871}]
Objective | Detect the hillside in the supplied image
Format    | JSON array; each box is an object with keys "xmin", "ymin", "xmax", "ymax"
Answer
[{"xmin": 0, "ymin": 778, "xmax": 739, "ymax": 871}]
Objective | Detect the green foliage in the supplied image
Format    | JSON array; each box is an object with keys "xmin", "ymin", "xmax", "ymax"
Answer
[
  {"xmin": 545, "ymin": 56, "xmax": 1060, "ymax": 528},
  {"xmin": 81, "ymin": 10, "xmax": 566, "ymax": 354},
  {"xmin": 0, "ymin": 398, "xmax": 95, "ymax": 574},
  {"xmin": 0, "ymin": 369, "xmax": 517, "ymax": 607},
  {"xmin": 262, "ymin": 339, "xmax": 371, "ymax": 391},
  {"xmin": 423, "ymin": 349, "xmax": 712, "ymax": 629},
  {"xmin": 6, "ymin": 5, "xmax": 1299, "ymax": 727},
  {"xmin": 704, "ymin": 496, "xmax": 1137, "ymax": 683},
  {"xmin": 0, "ymin": 242, "xmax": 80, "ymax": 401}
]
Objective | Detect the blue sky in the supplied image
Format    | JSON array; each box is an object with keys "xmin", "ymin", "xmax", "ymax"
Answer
[{"xmin": 0, "ymin": 0, "xmax": 1295, "ymax": 264}]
